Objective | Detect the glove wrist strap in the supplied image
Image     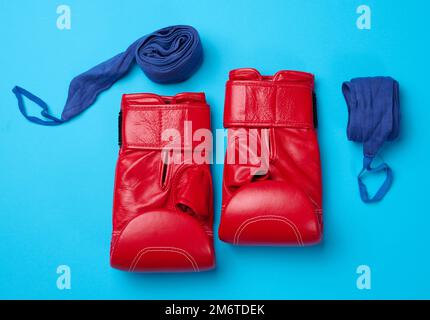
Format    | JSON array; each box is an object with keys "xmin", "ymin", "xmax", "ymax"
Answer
[{"xmin": 224, "ymin": 69, "xmax": 315, "ymax": 129}]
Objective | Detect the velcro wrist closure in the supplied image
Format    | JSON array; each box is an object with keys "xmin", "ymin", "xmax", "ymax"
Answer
[
  {"xmin": 121, "ymin": 93, "xmax": 210, "ymax": 150},
  {"xmin": 224, "ymin": 70, "xmax": 315, "ymax": 129}
]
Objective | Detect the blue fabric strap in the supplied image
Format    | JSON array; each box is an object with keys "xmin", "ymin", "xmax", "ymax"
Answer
[
  {"xmin": 342, "ymin": 77, "xmax": 400, "ymax": 203},
  {"xmin": 358, "ymin": 156, "xmax": 394, "ymax": 203},
  {"xmin": 12, "ymin": 25, "xmax": 203, "ymax": 126}
]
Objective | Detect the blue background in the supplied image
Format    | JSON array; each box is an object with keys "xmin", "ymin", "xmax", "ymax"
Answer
[{"xmin": 0, "ymin": 0, "xmax": 428, "ymax": 299}]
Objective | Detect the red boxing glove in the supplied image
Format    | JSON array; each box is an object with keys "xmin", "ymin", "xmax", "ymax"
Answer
[
  {"xmin": 218, "ymin": 68, "xmax": 323, "ymax": 246},
  {"xmin": 110, "ymin": 93, "xmax": 215, "ymax": 272}
]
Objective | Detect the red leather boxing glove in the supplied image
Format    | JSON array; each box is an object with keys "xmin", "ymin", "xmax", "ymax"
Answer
[
  {"xmin": 218, "ymin": 68, "xmax": 323, "ymax": 246},
  {"xmin": 110, "ymin": 92, "xmax": 215, "ymax": 272}
]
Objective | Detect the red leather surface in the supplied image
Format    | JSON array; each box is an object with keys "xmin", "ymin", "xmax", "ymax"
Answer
[
  {"xmin": 110, "ymin": 93, "xmax": 215, "ymax": 272},
  {"xmin": 219, "ymin": 68, "xmax": 323, "ymax": 246}
]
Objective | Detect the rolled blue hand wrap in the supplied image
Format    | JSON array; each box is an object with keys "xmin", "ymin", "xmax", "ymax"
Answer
[
  {"xmin": 12, "ymin": 25, "xmax": 203, "ymax": 126},
  {"xmin": 342, "ymin": 77, "xmax": 400, "ymax": 203}
]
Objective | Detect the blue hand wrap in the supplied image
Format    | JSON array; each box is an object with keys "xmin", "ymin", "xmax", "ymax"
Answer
[
  {"xmin": 342, "ymin": 77, "xmax": 400, "ymax": 203},
  {"xmin": 12, "ymin": 25, "xmax": 203, "ymax": 126}
]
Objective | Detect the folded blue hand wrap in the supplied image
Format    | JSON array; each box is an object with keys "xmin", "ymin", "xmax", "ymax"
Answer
[
  {"xmin": 12, "ymin": 25, "xmax": 203, "ymax": 126},
  {"xmin": 342, "ymin": 77, "xmax": 400, "ymax": 203}
]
